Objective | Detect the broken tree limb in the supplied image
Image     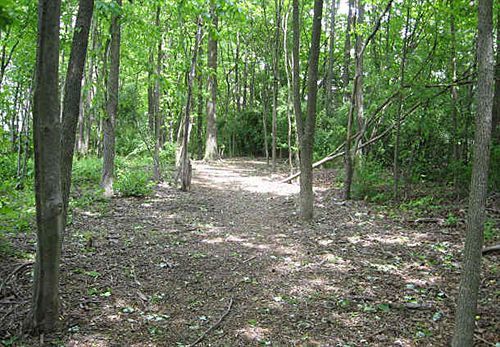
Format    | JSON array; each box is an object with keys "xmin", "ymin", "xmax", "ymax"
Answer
[
  {"xmin": 482, "ymin": 244, "xmax": 500, "ymax": 255},
  {"xmin": 280, "ymin": 80, "xmax": 455, "ymax": 184}
]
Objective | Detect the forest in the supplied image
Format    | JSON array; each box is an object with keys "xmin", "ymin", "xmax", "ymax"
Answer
[{"xmin": 0, "ymin": 0, "xmax": 498, "ymax": 345}]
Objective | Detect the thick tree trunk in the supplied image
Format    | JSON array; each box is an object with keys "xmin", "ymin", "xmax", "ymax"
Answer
[
  {"xmin": 492, "ymin": 10, "xmax": 499, "ymax": 144},
  {"xmin": 101, "ymin": 0, "xmax": 121, "ymax": 198},
  {"xmin": 31, "ymin": 0, "xmax": 63, "ymax": 333},
  {"xmin": 61, "ymin": 0, "xmax": 94, "ymax": 224},
  {"xmin": 294, "ymin": 0, "xmax": 323, "ymax": 220},
  {"xmin": 452, "ymin": 0, "xmax": 494, "ymax": 345},
  {"xmin": 204, "ymin": 0, "xmax": 219, "ymax": 161}
]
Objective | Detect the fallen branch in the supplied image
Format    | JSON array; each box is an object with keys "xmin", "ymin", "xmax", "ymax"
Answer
[
  {"xmin": 188, "ymin": 297, "xmax": 234, "ymax": 347},
  {"xmin": 280, "ymin": 81, "xmax": 452, "ymax": 183},
  {"xmin": 0, "ymin": 262, "xmax": 33, "ymax": 294},
  {"xmin": 482, "ymin": 244, "xmax": 500, "ymax": 255}
]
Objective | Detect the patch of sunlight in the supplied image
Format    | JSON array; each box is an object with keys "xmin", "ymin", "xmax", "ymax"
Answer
[
  {"xmin": 367, "ymin": 235, "xmax": 410, "ymax": 245},
  {"xmin": 318, "ymin": 239, "xmax": 334, "ymax": 246},
  {"xmin": 202, "ymin": 237, "xmax": 224, "ymax": 244},
  {"xmin": 370, "ymin": 262, "xmax": 400, "ymax": 274},
  {"xmin": 68, "ymin": 334, "xmax": 110, "ymax": 346},
  {"xmin": 242, "ymin": 241, "xmax": 270, "ymax": 250},
  {"xmin": 225, "ymin": 234, "xmax": 247, "ymax": 242},
  {"xmin": 237, "ymin": 325, "xmax": 270, "ymax": 342},
  {"xmin": 320, "ymin": 253, "xmax": 352, "ymax": 271}
]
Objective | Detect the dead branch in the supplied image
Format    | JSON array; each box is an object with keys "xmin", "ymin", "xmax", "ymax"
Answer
[
  {"xmin": 482, "ymin": 244, "xmax": 500, "ymax": 255},
  {"xmin": 0, "ymin": 262, "xmax": 33, "ymax": 294},
  {"xmin": 188, "ymin": 297, "xmax": 234, "ymax": 347}
]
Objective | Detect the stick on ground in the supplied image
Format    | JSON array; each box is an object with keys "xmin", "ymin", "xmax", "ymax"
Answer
[{"xmin": 188, "ymin": 297, "xmax": 234, "ymax": 347}]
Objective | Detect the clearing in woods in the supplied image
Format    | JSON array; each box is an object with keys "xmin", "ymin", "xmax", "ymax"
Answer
[{"xmin": 0, "ymin": 159, "xmax": 498, "ymax": 346}]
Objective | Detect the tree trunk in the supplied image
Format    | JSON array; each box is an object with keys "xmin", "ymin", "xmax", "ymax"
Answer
[
  {"xmin": 449, "ymin": 2, "xmax": 460, "ymax": 192},
  {"xmin": 31, "ymin": 0, "xmax": 63, "ymax": 333},
  {"xmin": 179, "ymin": 17, "xmax": 203, "ymax": 191},
  {"xmin": 393, "ymin": 3, "xmax": 410, "ymax": 200},
  {"xmin": 153, "ymin": 5, "xmax": 162, "ymax": 182},
  {"xmin": 492, "ymin": 9, "xmax": 499, "ymax": 144},
  {"xmin": 294, "ymin": 0, "xmax": 324, "ymax": 220},
  {"xmin": 101, "ymin": 0, "xmax": 121, "ymax": 198},
  {"xmin": 204, "ymin": 0, "xmax": 219, "ymax": 161},
  {"xmin": 342, "ymin": 0, "xmax": 354, "ymax": 103},
  {"xmin": 197, "ymin": 46, "xmax": 204, "ymax": 160},
  {"xmin": 343, "ymin": 0, "xmax": 364, "ymax": 200},
  {"xmin": 325, "ymin": 0, "xmax": 338, "ymax": 116},
  {"xmin": 271, "ymin": 0, "xmax": 281, "ymax": 172},
  {"xmin": 452, "ymin": 0, "xmax": 494, "ymax": 345},
  {"xmin": 61, "ymin": 0, "xmax": 94, "ymax": 224}
]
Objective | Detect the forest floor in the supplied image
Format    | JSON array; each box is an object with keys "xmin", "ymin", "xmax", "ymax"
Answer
[{"xmin": 1, "ymin": 158, "xmax": 498, "ymax": 346}]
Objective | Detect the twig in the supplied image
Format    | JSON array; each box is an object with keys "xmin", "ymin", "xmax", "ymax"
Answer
[
  {"xmin": 474, "ymin": 334, "xmax": 495, "ymax": 346},
  {"xmin": 482, "ymin": 244, "xmax": 500, "ymax": 255},
  {"xmin": 188, "ymin": 297, "xmax": 234, "ymax": 347},
  {"xmin": 0, "ymin": 262, "xmax": 33, "ymax": 294},
  {"xmin": 231, "ymin": 255, "xmax": 257, "ymax": 271}
]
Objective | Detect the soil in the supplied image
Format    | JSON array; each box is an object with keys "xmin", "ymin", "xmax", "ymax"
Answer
[{"xmin": 1, "ymin": 158, "xmax": 498, "ymax": 346}]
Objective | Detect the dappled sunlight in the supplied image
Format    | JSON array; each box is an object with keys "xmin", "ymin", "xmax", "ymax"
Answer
[
  {"xmin": 237, "ymin": 325, "xmax": 270, "ymax": 343},
  {"xmin": 67, "ymin": 334, "xmax": 111, "ymax": 346}
]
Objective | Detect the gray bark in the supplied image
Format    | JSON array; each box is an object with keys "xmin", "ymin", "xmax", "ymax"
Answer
[
  {"xmin": 31, "ymin": 0, "xmax": 63, "ymax": 333},
  {"xmin": 179, "ymin": 17, "xmax": 203, "ymax": 191},
  {"xmin": 61, "ymin": 0, "xmax": 94, "ymax": 224},
  {"xmin": 272, "ymin": 0, "xmax": 281, "ymax": 172},
  {"xmin": 101, "ymin": 0, "xmax": 121, "ymax": 198},
  {"xmin": 452, "ymin": 0, "xmax": 494, "ymax": 345},
  {"xmin": 204, "ymin": 0, "xmax": 219, "ymax": 161},
  {"xmin": 294, "ymin": 0, "xmax": 324, "ymax": 220}
]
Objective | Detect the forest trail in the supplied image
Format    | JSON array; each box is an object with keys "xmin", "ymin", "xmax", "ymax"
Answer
[{"xmin": 1, "ymin": 159, "xmax": 498, "ymax": 346}]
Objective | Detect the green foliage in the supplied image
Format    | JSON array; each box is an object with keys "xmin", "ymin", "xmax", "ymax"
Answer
[
  {"xmin": 116, "ymin": 169, "xmax": 153, "ymax": 197},
  {"xmin": 160, "ymin": 143, "xmax": 177, "ymax": 166},
  {"xmin": 352, "ymin": 157, "xmax": 392, "ymax": 202},
  {"xmin": 72, "ymin": 156, "xmax": 102, "ymax": 185}
]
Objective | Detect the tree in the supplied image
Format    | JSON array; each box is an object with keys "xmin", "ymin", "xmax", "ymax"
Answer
[
  {"xmin": 178, "ymin": 16, "xmax": 203, "ymax": 191},
  {"xmin": 61, "ymin": 0, "xmax": 94, "ymax": 223},
  {"xmin": 31, "ymin": 0, "xmax": 63, "ymax": 332},
  {"xmin": 293, "ymin": 0, "xmax": 323, "ymax": 220},
  {"xmin": 452, "ymin": 0, "xmax": 494, "ymax": 345},
  {"xmin": 101, "ymin": 0, "xmax": 122, "ymax": 198},
  {"xmin": 204, "ymin": 0, "xmax": 219, "ymax": 161}
]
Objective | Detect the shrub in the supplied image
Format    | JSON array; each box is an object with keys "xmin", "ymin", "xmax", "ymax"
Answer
[
  {"xmin": 352, "ymin": 157, "xmax": 392, "ymax": 202},
  {"xmin": 116, "ymin": 170, "xmax": 153, "ymax": 197},
  {"xmin": 72, "ymin": 156, "xmax": 102, "ymax": 185}
]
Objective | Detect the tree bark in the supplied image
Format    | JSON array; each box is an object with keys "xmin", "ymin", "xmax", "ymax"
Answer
[
  {"xmin": 101, "ymin": 0, "xmax": 121, "ymax": 198},
  {"xmin": 452, "ymin": 0, "xmax": 494, "ymax": 345},
  {"xmin": 31, "ymin": 0, "xmax": 63, "ymax": 333},
  {"xmin": 197, "ymin": 46, "xmax": 204, "ymax": 160},
  {"xmin": 325, "ymin": 0, "xmax": 338, "ymax": 116},
  {"xmin": 272, "ymin": 0, "xmax": 282, "ymax": 172},
  {"xmin": 153, "ymin": 5, "xmax": 162, "ymax": 182},
  {"xmin": 61, "ymin": 0, "xmax": 94, "ymax": 224},
  {"xmin": 204, "ymin": 0, "xmax": 219, "ymax": 161},
  {"xmin": 294, "ymin": 0, "xmax": 324, "ymax": 220},
  {"xmin": 178, "ymin": 17, "xmax": 203, "ymax": 191},
  {"xmin": 393, "ymin": 2, "xmax": 409, "ymax": 200}
]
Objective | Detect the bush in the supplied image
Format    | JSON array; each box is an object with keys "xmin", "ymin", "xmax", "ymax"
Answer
[
  {"xmin": 116, "ymin": 170, "xmax": 153, "ymax": 197},
  {"xmin": 72, "ymin": 156, "xmax": 102, "ymax": 185},
  {"xmin": 352, "ymin": 157, "xmax": 392, "ymax": 202},
  {"xmin": 160, "ymin": 143, "xmax": 176, "ymax": 166}
]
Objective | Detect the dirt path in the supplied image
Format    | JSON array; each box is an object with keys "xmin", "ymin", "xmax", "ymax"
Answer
[{"xmin": 1, "ymin": 159, "xmax": 498, "ymax": 346}]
